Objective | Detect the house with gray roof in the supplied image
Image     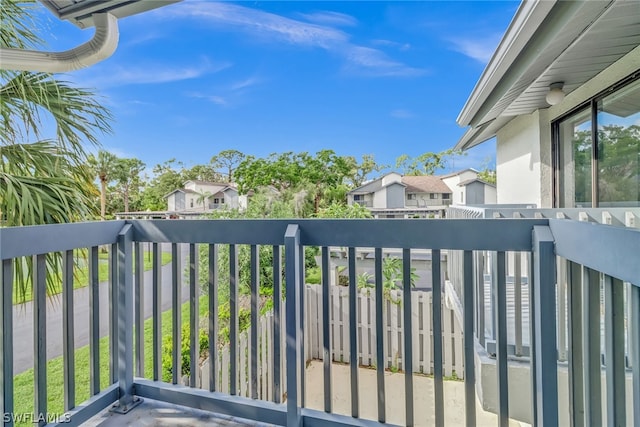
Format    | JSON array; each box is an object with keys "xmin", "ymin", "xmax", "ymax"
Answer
[{"xmin": 347, "ymin": 172, "xmax": 453, "ymax": 218}]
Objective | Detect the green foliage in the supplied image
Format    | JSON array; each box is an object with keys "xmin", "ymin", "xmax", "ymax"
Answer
[
  {"xmin": 317, "ymin": 201, "xmax": 372, "ymax": 218},
  {"xmin": 211, "ymin": 149, "xmax": 245, "ymax": 182},
  {"xmin": 234, "ymin": 150, "xmax": 362, "ymax": 213},
  {"xmin": 356, "ymin": 256, "xmax": 418, "ymax": 303},
  {"xmin": 1, "ymin": 3, "xmax": 112, "ymax": 301},
  {"xmin": 161, "ymin": 323, "xmax": 209, "ymax": 382},
  {"xmin": 395, "ymin": 149, "xmax": 466, "ymax": 176}
]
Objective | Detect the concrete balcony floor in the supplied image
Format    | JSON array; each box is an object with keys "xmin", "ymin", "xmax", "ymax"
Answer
[{"xmin": 83, "ymin": 398, "xmax": 276, "ymax": 427}]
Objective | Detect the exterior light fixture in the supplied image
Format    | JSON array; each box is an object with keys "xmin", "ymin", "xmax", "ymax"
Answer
[{"xmin": 545, "ymin": 82, "xmax": 565, "ymax": 105}]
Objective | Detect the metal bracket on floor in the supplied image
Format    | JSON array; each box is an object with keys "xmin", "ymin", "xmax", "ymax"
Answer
[{"xmin": 110, "ymin": 396, "xmax": 143, "ymax": 414}]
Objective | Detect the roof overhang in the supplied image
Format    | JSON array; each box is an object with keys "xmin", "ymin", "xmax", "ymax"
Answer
[
  {"xmin": 40, "ymin": 0, "xmax": 180, "ymax": 29},
  {"xmin": 455, "ymin": 0, "xmax": 640, "ymax": 150},
  {"xmin": 0, "ymin": 1, "xmax": 179, "ymax": 73}
]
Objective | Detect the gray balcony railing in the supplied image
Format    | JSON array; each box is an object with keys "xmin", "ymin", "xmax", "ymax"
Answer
[{"xmin": 1, "ymin": 218, "xmax": 639, "ymax": 427}]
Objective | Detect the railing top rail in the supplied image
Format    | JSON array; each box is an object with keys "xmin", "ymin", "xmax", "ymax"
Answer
[
  {"xmin": 550, "ymin": 219, "xmax": 640, "ymax": 286},
  {"xmin": 0, "ymin": 220, "xmax": 126, "ymax": 260},
  {"xmin": 130, "ymin": 218, "xmax": 547, "ymax": 251}
]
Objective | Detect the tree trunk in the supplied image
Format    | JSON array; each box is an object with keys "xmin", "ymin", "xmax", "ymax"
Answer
[{"xmin": 100, "ymin": 178, "xmax": 107, "ymax": 220}]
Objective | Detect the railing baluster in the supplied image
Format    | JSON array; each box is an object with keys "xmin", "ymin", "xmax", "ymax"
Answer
[
  {"xmin": 514, "ymin": 252, "xmax": 523, "ymax": 356},
  {"xmin": 567, "ymin": 261, "xmax": 585, "ymax": 426},
  {"xmin": 528, "ymin": 251, "xmax": 538, "ymax": 427},
  {"xmin": 1, "ymin": 259, "xmax": 14, "ymax": 427},
  {"xmin": 250, "ymin": 245, "xmax": 259, "ymax": 399},
  {"xmin": 494, "ymin": 251, "xmax": 508, "ymax": 427},
  {"xmin": 230, "ymin": 244, "xmax": 239, "ymax": 395},
  {"xmin": 374, "ymin": 247, "xmax": 385, "ymax": 422},
  {"xmin": 63, "ymin": 249, "xmax": 75, "ymax": 411},
  {"xmin": 299, "ymin": 246, "xmax": 306, "ymax": 408},
  {"xmin": 463, "ymin": 250, "xmax": 476, "ymax": 427},
  {"xmin": 582, "ymin": 267, "xmax": 602, "ymax": 425},
  {"xmin": 89, "ymin": 246, "xmax": 100, "ymax": 395},
  {"xmin": 189, "ymin": 244, "xmax": 199, "ymax": 388},
  {"xmin": 110, "ymin": 242, "xmax": 118, "ymax": 385},
  {"xmin": 322, "ymin": 246, "xmax": 332, "ymax": 413},
  {"xmin": 348, "ymin": 246, "xmax": 359, "ymax": 418},
  {"xmin": 402, "ymin": 248, "xmax": 414, "ymax": 426},
  {"xmin": 34, "ymin": 254, "xmax": 47, "ymax": 427},
  {"xmin": 604, "ymin": 275, "xmax": 626, "ymax": 426},
  {"xmin": 631, "ymin": 284, "xmax": 640, "ymax": 425},
  {"xmin": 532, "ymin": 225, "xmax": 558, "ymax": 426},
  {"xmin": 152, "ymin": 243, "xmax": 162, "ymax": 381},
  {"xmin": 272, "ymin": 245, "xmax": 282, "ymax": 403},
  {"xmin": 209, "ymin": 244, "xmax": 218, "ymax": 392},
  {"xmin": 285, "ymin": 225, "xmax": 301, "ymax": 427},
  {"xmin": 432, "ymin": 249, "xmax": 444, "ymax": 427},
  {"xmin": 134, "ymin": 242, "xmax": 144, "ymax": 378},
  {"xmin": 478, "ymin": 251, "xmax": 486, "ymax": 348},
  {"xmin": 172, "ymin": 243, "xmax": 182, "ymax": 385}
]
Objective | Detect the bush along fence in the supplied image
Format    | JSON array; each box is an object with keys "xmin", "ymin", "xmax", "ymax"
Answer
[{"xmin": 196, "ymin": 284, "xmax": 464, "ymax": 397}]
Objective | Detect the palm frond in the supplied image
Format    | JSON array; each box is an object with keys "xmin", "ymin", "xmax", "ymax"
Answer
[{"xmin": 0, "ymin": 71, "xmax": 113, "ymax": 152}]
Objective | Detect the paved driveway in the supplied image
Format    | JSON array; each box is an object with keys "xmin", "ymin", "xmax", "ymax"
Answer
[{"xmin": 12, "ymin": 244, "xmax": 190, "ymax": 375}]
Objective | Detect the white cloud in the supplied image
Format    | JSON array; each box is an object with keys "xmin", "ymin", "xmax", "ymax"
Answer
[
  {"xmin": 76, "ymin": 57, "xmax": 231, "ymax": 88},
  {"xmin": 298, "ymin": 11, "xmax": 358, "ymax": 27},
  {"xmin": 372, "ymin": 39, "xmax": 411, "ymax": 51},
  {"xmin": 390, "ymin": 109, "xmax": 416, "ymax": 119},
  {"xmin": 343, "ymin": 46, "xmax": 425, "ymax": 77},
  {"xmin": 448, "ymin": 34, "xmax": 502, "ymax": 63},
  {"xmin": 156, "ymin": 2, "xmax": 424, "ymax": 78},
  {"xmin": 229, "ymin": 76, "xmax": 263, "ymax": 91}
]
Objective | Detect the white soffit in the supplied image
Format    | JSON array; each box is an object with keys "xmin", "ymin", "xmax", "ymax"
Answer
[
  {"xmin": 40, "ymin": 0, "xmax": 180, "ymax": 29},
  {"xmin": 455, "ymin": 0, "xmax": 640, "ymax": 150}
]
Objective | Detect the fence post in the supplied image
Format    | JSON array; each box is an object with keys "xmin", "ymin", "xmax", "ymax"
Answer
[
  {"xmin": 285, "ymin": 224, "xmax": 302, "ymax": 427},
  {"xmin": 111, "ymin": 223, "xmax": 141, "ymax": 413},
  {"xmin": 531, "ymin": 225, "xmax": 557, "ymax": 426}
]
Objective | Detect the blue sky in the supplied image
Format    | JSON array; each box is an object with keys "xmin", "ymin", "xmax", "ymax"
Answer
[{"xmin": 37, "ymin": 1, "xmax": 519, "ymax": 175}]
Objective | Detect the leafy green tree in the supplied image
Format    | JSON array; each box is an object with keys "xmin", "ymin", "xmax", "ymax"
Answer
[
  {"xmin": 211, "ymin": 149, "xmax": 245, "ymax": 182},
  {"xmin": 235, "ymin": 150, "xmax": 356, "ymax": 213},
  {"xmin": 182, "ymin": 163, "xmax": 221, "ymax": 182},
  {"xmin": 140, "ymin": 159, "xmax": 185, "ymax": 211},
  {"xmin": 317, "ymin": 202, "xmax": 372, "ymax": 218},
  {"xmin": 349, "ymin": 154, "xmax": 385, "ymax": 187},
  {"xmin": 396, "ymin": 149, "xmax": 466, "ymax": 175},
  {"xmin": 112, "ymin": 157, "xmax": 145, "ymax": 213}
]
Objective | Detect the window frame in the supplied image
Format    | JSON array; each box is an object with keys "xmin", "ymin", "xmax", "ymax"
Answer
[{"xmin": 552, "ymin": 72, "xmax": 640, "ymax": 207}]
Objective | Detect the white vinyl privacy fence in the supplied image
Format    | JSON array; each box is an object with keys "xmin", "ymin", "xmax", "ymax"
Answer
[
  {"xmin": 199, "ymin": 285, "xmax": 464, "ymax": 400},
  {"xmin": 306, "ymin": 285, "xmax": 464, "ymax": 377}
]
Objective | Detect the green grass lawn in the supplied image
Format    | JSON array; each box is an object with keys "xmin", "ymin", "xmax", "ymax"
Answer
[
  {"xmin": 12, "ymin": 294, "xmax": 208, "ymax": 426},
  {"xmin": 12, "ymin": 251, "xmax": 172, "ymax": 305}
]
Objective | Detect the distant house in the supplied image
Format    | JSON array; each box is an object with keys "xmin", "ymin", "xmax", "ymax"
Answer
[
  {"xmin": 347, "ymin": 172, "xmax": 453, "ymax": 218},
  {"xmin": 441, "ymin": 169, "xmax": 497, "ymax": 205},
  {"xmin": 165, "ymin": 180, "xmax": 246, "ymax": 212}
]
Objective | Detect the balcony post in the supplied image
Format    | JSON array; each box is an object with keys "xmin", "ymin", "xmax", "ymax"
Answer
[
  {"xmin": 111, "ymin": 223, "xmax": 142, "ymax": 413},
  {"xmin": 284, "ymin": 224, "xmax": 301, "ymax": 427},
  {"xmin": 531, "ymin": 225, "xmax": 557, "ymax": 426}
]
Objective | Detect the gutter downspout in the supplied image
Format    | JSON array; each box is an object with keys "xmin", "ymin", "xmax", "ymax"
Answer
[{"xmin": 0, "ymin": 13, "xmax": 118, "ymax": 73}]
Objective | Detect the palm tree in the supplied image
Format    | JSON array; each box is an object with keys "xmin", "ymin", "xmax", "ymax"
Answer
[
  {"xmin": 1, "ymin": 1, "xmax": 112, "ymax": 299},
  {"xmin": 196, "ymin": 190, "xmax": 211, "ymax": 211},
  {"xmin": 88, "ymin": 151, "xmax": 117, "ymax": 219}
]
